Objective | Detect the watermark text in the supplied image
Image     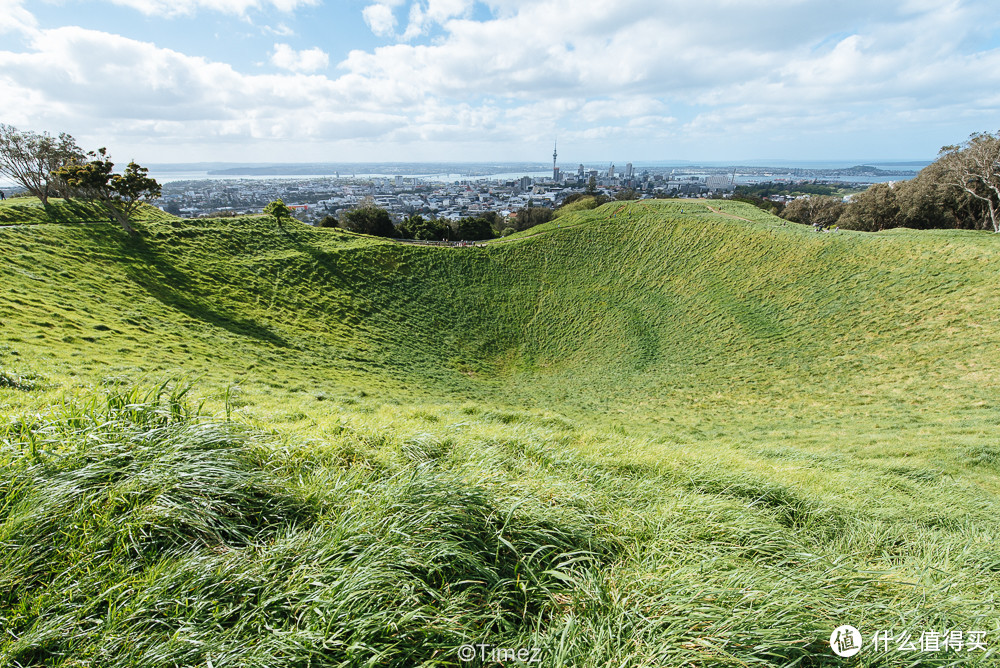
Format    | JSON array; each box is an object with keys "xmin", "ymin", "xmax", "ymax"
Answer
[{"xmin": 458, "ymin": 643, "xmax": 543, "ymax": 664}]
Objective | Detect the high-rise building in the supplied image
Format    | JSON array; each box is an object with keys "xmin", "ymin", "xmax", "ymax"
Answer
[
  {"xmin": 552, "ymin": 141, "xmax": 558, "ymax": 181},
  {"xmin": 608, "ymin": 163, "xmax": 615, "ymax": 178},
  {"xmin": 578, "ymin": 164, "xmax": 585, "ymax": 180}
]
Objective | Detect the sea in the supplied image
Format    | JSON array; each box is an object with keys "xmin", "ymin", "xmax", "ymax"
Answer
[{"xmin": 0, "ymin": 161, "xmax": 929, "ymax": 191}]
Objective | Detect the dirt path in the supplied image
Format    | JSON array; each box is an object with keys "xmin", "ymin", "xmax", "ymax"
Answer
[{"xmin": 610, "ymin": 203, "xmax": 629, "ymax": 217}]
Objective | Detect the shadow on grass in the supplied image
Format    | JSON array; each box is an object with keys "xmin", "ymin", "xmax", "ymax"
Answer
[
  {"xmin": 280, "ymin": 225, "xmax": 374, "ymax": 303},
  {"xmin": 114, "ymin": 228, "xmax": 290, "ymax": 348},
  {"xmin": 42, "ymin": 199, "xmax": 111, "ymax": 223}
]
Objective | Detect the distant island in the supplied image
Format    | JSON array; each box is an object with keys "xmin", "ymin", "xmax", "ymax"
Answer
[
  {"xmin": 206, "ymin": 162, "xmax": 551, "ymax": 177},
  {"xmin": 200, "ymin": 162, "xmax": 922, "ymax": 179}
]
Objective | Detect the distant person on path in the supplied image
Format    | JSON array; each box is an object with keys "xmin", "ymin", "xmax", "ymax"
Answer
[{"xmin": 0, "ymin": 190, "xmax": 5, "ymax": 201}]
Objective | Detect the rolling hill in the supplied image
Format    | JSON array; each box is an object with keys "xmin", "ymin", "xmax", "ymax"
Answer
[{"xmin": 1, "ymin": 197, "xmax": 997, "ymax": 666}]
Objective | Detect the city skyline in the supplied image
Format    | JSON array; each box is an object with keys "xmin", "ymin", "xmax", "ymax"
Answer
[{"xmin": 1, "ymin": 1, "xmax": 999, "ymax": 165}]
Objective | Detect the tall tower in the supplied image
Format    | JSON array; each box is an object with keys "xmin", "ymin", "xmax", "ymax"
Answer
[{"xmin": 552, "ymin": 140, "xmax": 558, "ymax": 182}]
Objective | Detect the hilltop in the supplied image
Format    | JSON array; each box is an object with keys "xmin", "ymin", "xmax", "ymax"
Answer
[{"xmin": 1, "ymin": 197, "xmax": 998, "ymax": 666}]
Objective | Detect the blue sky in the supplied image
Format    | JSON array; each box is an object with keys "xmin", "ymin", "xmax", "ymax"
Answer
[{"xmin": 2, "ymin": 0, "xmax": 999, "ymax": 164}]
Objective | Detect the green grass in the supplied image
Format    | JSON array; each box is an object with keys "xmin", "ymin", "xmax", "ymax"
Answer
[
  {"xmin": 0, "ymin": 196, "xmax": 175, "ymax": 226},
  {"xmin": 553, "ymin": 195, "xmax": 603, "ymax": 216},
  {"xmin": 0, "ymin": 198, "xmax": 998, "ymax": 665}
]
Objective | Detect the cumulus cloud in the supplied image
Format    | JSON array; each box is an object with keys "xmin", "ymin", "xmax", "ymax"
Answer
[
  {"xmin": 339, "ymin": 0, "xmax": 1000, "ymax": 150},
  {"xmin": 401, "ymin": 0, "xmax": 474, "ymax": 39},
  {"xmin": 362, "ymin": 4, "xmax": 398, "ymax": 37},
  {"xmin": 0, "ymin": 25, "xmax": 382, "ymax": 155},
  {"xmin": 2, "ymin": 0, "xmax": 999, "ymax": 161},
  {"xmin": 270, "ymin": 43, "xmax": 329, "ymax": 72},
  {"xmin": 363, "ymin": 0, "xmax": 473, "ymax": 40}
]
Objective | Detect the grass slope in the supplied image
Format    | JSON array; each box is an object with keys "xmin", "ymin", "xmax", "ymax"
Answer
[
  {"xmin": 0, "ymin": 198, "xmax": 998, "ymax": 666},
  {"xmin": 0, "ymin": 196, "xmax": 175, "ymax": 226}
]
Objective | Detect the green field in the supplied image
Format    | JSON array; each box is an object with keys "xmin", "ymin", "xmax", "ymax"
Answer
[{"xmin": 1, "ymin": 197, "xmax": 998, "ymax": 666}]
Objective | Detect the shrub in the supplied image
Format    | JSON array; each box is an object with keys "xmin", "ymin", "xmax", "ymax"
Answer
[{"xmin": 344, "ymin": 205, "xmax": 396, "ymax": 237}]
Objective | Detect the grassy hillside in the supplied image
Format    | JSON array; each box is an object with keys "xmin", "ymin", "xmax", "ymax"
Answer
[
  {"xmin": 0, "ymin": 196, "xmax": 175, "ymax": 226},
  {"xmin": 1, "ymin": 197, "xmax": 998, "ymax": 666}
]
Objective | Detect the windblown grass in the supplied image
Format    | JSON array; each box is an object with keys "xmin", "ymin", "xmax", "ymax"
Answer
[
  {"xmin": 0, "ymin": 198, "xmax": 998, "ymax": 664},
  {"xmin": 0, "ymin": 198, "xmax": 174, "ymax": 226},
  {"xmin": 2, "ymin": 385, "xmax": 995, "ymax": 666},
  {"xmin": 0, "ymin": 388, "xmax": 619, "ymax": 666}
]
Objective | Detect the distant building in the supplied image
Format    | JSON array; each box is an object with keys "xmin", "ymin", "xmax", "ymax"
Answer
[
  {"xmin": 608, "ymin": 163, "xmax": 615, "ymax": 178},
  {"xmin": 705, "ymin": 175, "xmax": 735, "ymax": 193}
]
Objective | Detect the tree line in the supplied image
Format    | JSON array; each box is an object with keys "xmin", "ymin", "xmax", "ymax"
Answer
[
  {"xmin": 310, "ymin": 191, "xmax": 649, "ymax": 242},
  {"xmin": 303, "ymin": 200, "xmax": 560, "ymax": 241},
  {"xmin": 735, "ymin": 131, "xmax": 1000, "ymax": 233},
  {"xmin": 0, "ymin": 125, "xmax": 160, "ymax": 234}
]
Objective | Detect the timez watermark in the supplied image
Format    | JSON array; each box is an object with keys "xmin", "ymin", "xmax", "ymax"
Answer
[
  {"xmin": 831, "ymin": 624, "xmax": 989, "ymax": 657},
  {"xmin": 458, "ymin": 643, "xmax": 542, "ymax": 664}
]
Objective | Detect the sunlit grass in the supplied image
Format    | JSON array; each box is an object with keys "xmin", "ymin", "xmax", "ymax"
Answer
[{"xmin": 0, "ymin": 198, "xmax": 998, "ymax": 665}]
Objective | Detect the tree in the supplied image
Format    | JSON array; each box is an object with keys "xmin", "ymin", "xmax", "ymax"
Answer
[
  {"xmin": 0, "ymin": 124, "xmax": 85, "ymax": 206},
  {"xmin": 55, "ymin": 148, "xmax": 161, "ymax": 234},
  {"xmin": 397, "ymin": 214, "xmax": 450, "ymax": 240},
  {"xmin": 479, "ymin": 211, "xmax": 502, "ymax": 230},
  {"xmin": 839, "ymin": 183, "xmax": 900, "ymax": 231},
  {"xmin": 113, "ymin": 161, "xmax": 163, "ymax": 224},
  {"xmin": 343, "ymin": 204, "xmax": 395, "ymax": 237},
  {"xmin": 455, "ymin": 216, "xmax": 496, "ymax": 241},
  {"xmin": 939, "ymin": 131, "xmax": 1000, "ymax": 232},
  {"xmin": 780, "ymin": 195, "xmax": 846, "ymax": 228},
  {"xmin": 882, "ymin": 160, "xmax": 981, "ymax": 230},
  {"xmin": 586, "ymin": 175, "xmax": 597, "ymax": 195},
  {"xmin": 514, "ymin": 206, "xmax": 554, "ymax": 231},
  {"xmin": 264, "ymin": 199, "xmax": 293, "ymax": 227},
  {"xmin": 891, "ymin": 163, "xmax": 951, "ymax": 229}
]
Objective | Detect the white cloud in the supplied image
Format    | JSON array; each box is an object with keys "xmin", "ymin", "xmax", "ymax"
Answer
[
  {"xmin": 362, "ymin": 4, "xmax": 398, "ymax": 37},
  {"xmin": 0, "ymin": 0, "xmax": 37, "ymax": 35},
  {"xmin": 105, "ymin": 0, "xmax": 320, "ymax": 17},
  {"xmin": 2, "ymin": 0, "xmax": 1000, "ymax": 161},
  {"xmin": 0, "ymin": 26, "xmax": 364, "ymax": 151},
  {"xmin": 364, "ymin": 0, "xmax": 473, "ymax": 40},
  {"xmin": 400, "ymin": 4, "xmax": 426, "ymax": 40},
  {"xmin": 271, "ymin": 43, "xmax": 329, "ymax": 72},
  {"xmin": 401, "ymin": 0, "xmax": 474, "ymax": 39},
  {"xmin": 263, "ymin": 22, "xmax": 295, "ymax": 36},
  {"xmin": 579, "ymin": 99, "xmax": 667, "ymax": 124}
]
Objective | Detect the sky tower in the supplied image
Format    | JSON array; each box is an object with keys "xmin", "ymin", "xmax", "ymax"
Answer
[{"xmin": 552, "ymin": 140, "xmax": 559, "ymax": 182}]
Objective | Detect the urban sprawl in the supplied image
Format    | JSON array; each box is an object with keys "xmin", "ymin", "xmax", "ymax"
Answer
[{"xmin": 159, "ymin": 159, "xmax": 914, "ymax": 223}]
